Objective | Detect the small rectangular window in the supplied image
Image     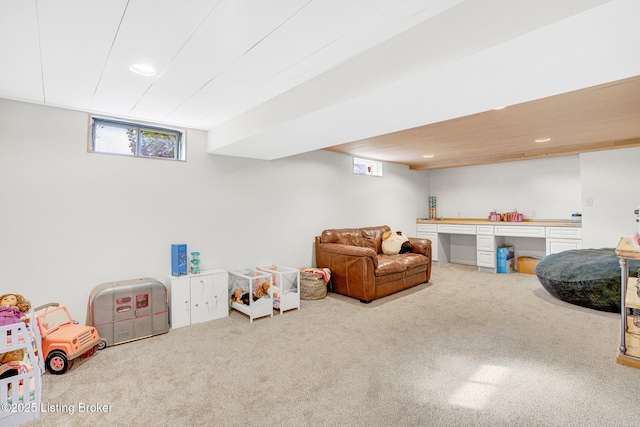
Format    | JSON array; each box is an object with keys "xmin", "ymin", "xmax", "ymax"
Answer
[
  {"xmin": 90, "ymin": 116, "xmax": 185, "ymax": 161},
  {"xmin": 353, "ymin": 157, "xmax": 383, "ymax": 176}
]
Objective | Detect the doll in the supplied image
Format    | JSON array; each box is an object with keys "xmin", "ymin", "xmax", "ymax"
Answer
[
  {"xmin": 0, "ymin": 349, "xmax": 29, "ymax": 380},
  {"xmin": 0, "ymin": 294, "xmax": 31, "ymax": 326},
  {"xmin": 254, "ymin": 282, "xmax": 281, "ymax": 309},
  {"xmin": 231, "ymin": 290, "xmax": 250, "ymax": 305}
]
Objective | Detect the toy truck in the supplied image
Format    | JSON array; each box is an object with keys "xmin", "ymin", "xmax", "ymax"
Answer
[{"xmin": 35, "ymin": 303, "xmax": 100, "ymax": 375}]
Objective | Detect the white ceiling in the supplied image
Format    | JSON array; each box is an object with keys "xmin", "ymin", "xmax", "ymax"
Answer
[{"xmin": 1, "ymin": 0, "xmax": 638, "ymax": 167}]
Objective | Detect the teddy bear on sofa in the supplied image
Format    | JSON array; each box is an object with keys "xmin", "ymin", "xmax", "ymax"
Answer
[{"xmin": 381, "ymin": 230, "xmax": 412, "ymax": 255}]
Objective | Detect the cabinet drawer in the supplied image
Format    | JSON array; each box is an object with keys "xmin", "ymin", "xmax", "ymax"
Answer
[
  {"xmin": 546, "ymin": 227, "xmax": 582, "ymax": 239},
  {"xmin": 437, "ymin": 224, "xmax": 477, "ymax": 235},
  {"xmin": 477, "ymin": 235, "xmax": 495, "ymax": 251},
  {"xmin": 477, "ymin": 225, "xmax": 494, "ymax": 235},
  {"xmin": 417, "ymin": 232, "xmax": 437, "ymax": 242},
  {"xmin": 545, "ymin": 238, "xmax": 582, "ymax": 255},
  {"xmin": 494, "ymin": 225, "xmax": 545, "ymax": 238},
  {"xmin": 477, "ymin": 251, "xmax": 495, "ymax": 268},
  {"xmin": 417, "ymin": 223, "xmax": 437, "ymax": 232}
]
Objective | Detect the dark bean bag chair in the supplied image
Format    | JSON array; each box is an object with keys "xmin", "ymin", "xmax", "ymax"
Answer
[{"xmin": 535, "ymin": 248, "xmax": 640, "ymax": 312}]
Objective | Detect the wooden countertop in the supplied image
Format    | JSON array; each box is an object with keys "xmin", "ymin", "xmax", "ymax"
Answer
[{"xmin": 416, "ymin": 218, "xmax": 581, "ymax": 227}]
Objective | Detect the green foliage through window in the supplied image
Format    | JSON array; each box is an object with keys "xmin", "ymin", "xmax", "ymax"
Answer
[{"xmin": 91, "ymin": 117, "xmax": 184, "ymax": 161}]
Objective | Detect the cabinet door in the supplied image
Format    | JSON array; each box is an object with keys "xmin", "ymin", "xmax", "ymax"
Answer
[
  {"xmin": 495, "ymin": 225, "xmax": 545, "ymax": 238},
  {"xmin": 417, "ymin": 232, "xmax": 438, "ymax": 262},
  {"xmin": 477, "ymin": 225, "xmax": 494, "ymax": 235},
  {"xmin": 210, "ymin": 271, "xmax": 229, "ymax": 320},
  {"xmin": 417, "ymin": 223, "xmax": 437, "ymax": 233},
  {"xmin": 190, "ymin": 275, "xmax": 214, "ymax": 324},
  {"xmin": 476, "ymin": 235, "xmax": 495, "ymax": 252},
  {"xmin": 168, "ymin": 276, "xmax": 191, "ymax": 329},
  {"xmin": 437, "ymin": 224, "xmax": 477, "ymax": 235},
  {"xmin": 546, "ymin": 227, "xmax": 582, "ymax": 239},
  {"xmin": 477, "ymin": 251, "xmax": 495, "ymax": 268},
  {"xmin": 546, "ymin": 238, "xmax": 583, "ymax": 256}
]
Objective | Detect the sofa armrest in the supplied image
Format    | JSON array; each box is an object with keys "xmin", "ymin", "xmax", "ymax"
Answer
[
  {"xmin": 408, "ymin": 237, "xmax": 431, "ymax": 257},
  {"xmin": 408, "ymin": 237, "xmax": 432, "ymax": 282},
  {"xmin": 315, "ymin": 237, "xmax": 379, "ymax": 302},
  {"xmin": 318, "ymin": 243, "xmax": 378, "ymax": 268}
]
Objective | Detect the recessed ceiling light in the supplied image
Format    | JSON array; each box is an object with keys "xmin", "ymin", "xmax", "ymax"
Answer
[
  {"xmin": 535, "ymin": 137, "xmax": 551, "ymax": 143},
  {"xmin": 493, "ymin": 106, "xmax": 506, "ymax": 110},
  {"xmin": 423, "ymin": 154, "xmax": 434, "ymax": 158},
  {"xmin": 129, "ymin": 64, "xmax": 157, "ymax": 76}
]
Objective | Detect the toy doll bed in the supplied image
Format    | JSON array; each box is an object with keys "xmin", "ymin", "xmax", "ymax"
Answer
[
  {"xmin": 0, "ymin": 312, "xmax": 43, "ymax": 427},
  {"xmin": 256, "ymin": 265, "xmax": 300, "ymax": 314},
  {"xmin": 228, "ymin": 269, "xmax": 273, "ymax": 323}
]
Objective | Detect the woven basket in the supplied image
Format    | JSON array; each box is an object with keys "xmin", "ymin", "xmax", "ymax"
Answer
[{"xmin": 300, "ymin": 269, "xmax": 327, "ymax": 300}]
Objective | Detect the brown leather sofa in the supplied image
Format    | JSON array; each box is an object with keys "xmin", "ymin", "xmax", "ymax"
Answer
[{"xmin": 315, "ymin": 225, "xmax": 432, "ymax": 303}]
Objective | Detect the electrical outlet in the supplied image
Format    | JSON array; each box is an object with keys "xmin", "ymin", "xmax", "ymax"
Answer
[
  {"xmin": 531, "ymin": 210, "xmax": 536, "ymax": 218},
  {"xmin": 586, "ymin": 197, "xmax": 593, "ymax": 207}
]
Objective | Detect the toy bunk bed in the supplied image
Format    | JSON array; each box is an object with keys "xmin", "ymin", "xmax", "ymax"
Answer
[
  {"xmin": 228, "ymin": 269, "xmax": 273, "ymax": 323},
  {"xmin": 0, "ymin": 311, "xmax": 44, "ymax": 427},
  {"xmin": 256, "ymin": 265, "xmax": 300, "ymax": 314}
]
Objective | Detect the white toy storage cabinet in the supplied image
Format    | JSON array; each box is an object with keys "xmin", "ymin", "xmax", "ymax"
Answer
[{"xmin": 165, "ymin": 269, "xmax": 229, "ymax": 329}]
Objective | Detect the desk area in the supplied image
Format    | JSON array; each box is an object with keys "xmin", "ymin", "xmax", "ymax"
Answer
[{"xmin": 416, "ymin": 218, "xmax": 582, "ymax": 273}]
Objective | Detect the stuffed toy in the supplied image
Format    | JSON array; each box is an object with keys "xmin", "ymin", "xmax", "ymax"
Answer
[
  {"xmin": 0, "ymin": 294, "xmax": 31, "ymax": 326},
  {"xmin": 382, "ymin": 231, "xmax": 412, "ymax": 255},
  {"xmin": 231, "ymin": 290, "xmax": 250, "ymax": 305}
]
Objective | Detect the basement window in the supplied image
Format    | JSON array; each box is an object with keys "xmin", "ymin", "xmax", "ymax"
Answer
[
  {"xmin": 89, "ymin": 116, "xmax": 185, "ymax": 161},
  {"xmin": 353, "ymin": 157, "xmax": 383, "ymax": 177}
]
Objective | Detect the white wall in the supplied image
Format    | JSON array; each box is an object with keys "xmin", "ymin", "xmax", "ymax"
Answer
[
  {"xmin": 0, "ymin": 99, "xmax": 429, "ymax": 321},
  {"xmin": 428, "ymin": 149, "xmax": 640, "ymax": 251},
  {"xmin": 3, "ymin": 98, "xmax": 637, "ymax": 321},
  {"xmin": 428, "ymin": 156, "xmax": 582, "ymax": 220},
  {"xmin": 580, "ymin": 147, "xmax": 640, "ymax": 249}
]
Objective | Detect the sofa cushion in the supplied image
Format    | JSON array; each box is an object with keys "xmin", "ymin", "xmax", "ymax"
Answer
[
  {"xmin": 376, "ymin": 255, "xmax": 408, "ymax": 275},
  {"xmin": 361, "ymin": 226, "xmax": 391, "ymax": 253},
  {"xmin": 400, "ymin": 253, "xmax": 429, "ymax": 269},
  {"xmin": 320, "ymin": 228, "xmax": 366, "ymax": 247},
  {"xmin": 376, "ymin": 253, "xmax": 428, "ymax": 276}
]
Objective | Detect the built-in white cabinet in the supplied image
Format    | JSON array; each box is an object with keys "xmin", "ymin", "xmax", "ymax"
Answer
[
  {"xmin": 416, "ymin": 220, "xmax": 582, "ymax": 272},
  {"xmin": 476, "ymin": 233, "xmax": 496, "ymax": 269},
  {"xmin": 165, "ymin": 269, "xmax": 228, "ymax": 329},
  {"xmin": 417, "ymin": 223, "xmax": 439, "ymax": 263},
  {"xmin": 546, "ymin": 239, "xmax": 582, "ymax": 255},
  {"xmin": 494, "ymin": 225, "xmax": 545, "ymax": 238},
  {"xmin": 545, "ymin": 227, "xmax": 582, "ymax": 239},
  {"xmin": 477, "ymin": 225, "xmax": 495, "ymax": 236},
  {"xmin": 545, "ymin": 226, "xmax": 583, "ymax": 255},
  {"xmin": 437, "ymin": 224, "xmax": 477, "ymax": 235}
]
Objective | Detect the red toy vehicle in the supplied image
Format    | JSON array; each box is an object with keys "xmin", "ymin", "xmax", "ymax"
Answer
[{"xmin": 35, "ymin": 303, "xmax": 100, "ymax": 374}]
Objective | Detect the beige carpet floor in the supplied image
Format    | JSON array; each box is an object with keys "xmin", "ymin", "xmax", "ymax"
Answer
[{"xmin": 20, "ymin": 264, "xmax": 640, "ymax": 427}]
